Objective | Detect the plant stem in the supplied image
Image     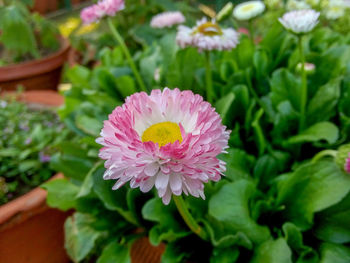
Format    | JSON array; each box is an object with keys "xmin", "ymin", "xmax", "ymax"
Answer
[
  {"xmin": 205, "ymin": 51, "xmax": 214, "ymax": 104},
  {"xmin": 245, "ymin": 70, "xmax": 268, "ymax": 115},
  {"xmin": 173, "ymin": 195, "xmax": 208, "ymax": 241},
  {"xmin": 107, "ymin": 17, "xmax": 147, "ymax": 92},
  {"xmin": 249, "ymin": 19, "xmax": 254, "ymax": 44},
  {"xmin": 311, "ymin": 150, "xmax": 338, "ymax": 163},
  {"xmin": 298, "ymin": 35, "xmax": 307, "ymax": 132}
]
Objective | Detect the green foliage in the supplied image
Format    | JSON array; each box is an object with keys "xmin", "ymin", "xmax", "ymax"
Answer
[
  {"xmin": 0, "ymin": 0, "xmax": 60, "ymax": 64},
  {"xmin": 44, "ymin": 1, "xmax": 350, "ymax": 262},
  {"xmin": 0, "ymin": 98, "xmax": 73, "ymax": 205}
]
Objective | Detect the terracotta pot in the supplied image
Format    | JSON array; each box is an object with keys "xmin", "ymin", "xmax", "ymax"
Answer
[
  {"xmin": 131, "ymin": 237, "xmax": 165, "ymax": 263},
  {"xmin": 32, "ymin": 0, "xmax": 59, "ymax": 14},
  {"xmin": 0, "ymin": 174, "xmax": 71, "ymax": 263},
  {"xmin": 0, "ymin": 38, "xmax": 70, "ymax": 92}
]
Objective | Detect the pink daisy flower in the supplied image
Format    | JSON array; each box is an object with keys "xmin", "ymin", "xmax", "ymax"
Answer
[
  {"xmin": 96, "ymin": 88, "xmax": 230, "ymax": 205},
  {"xmin": 150, "ymin": 11, "xmax": 185, "ymax": 28},
  {"xmin": 81, "ymin": 0, "xmax": 125, "ymax": 24}
]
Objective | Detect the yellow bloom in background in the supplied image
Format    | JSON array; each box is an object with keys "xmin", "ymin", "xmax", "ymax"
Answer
[
  {"xmin": 76, "ymin": 22, "xmax": 99, "ymax": 35},
  {"xmin": 58, "ymin": 17, "xmax": 80, "ymax": 37}
]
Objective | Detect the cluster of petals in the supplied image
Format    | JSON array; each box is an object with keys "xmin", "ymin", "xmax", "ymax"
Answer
[
  {"xmin": 279, "ymin": 9, "xmax": 320, "ymax": 34},
  {"xmin": 325, "ymin": 0, "xmax": 347, "ymax": 20},
  {"xmin": 176, "ymin": 18, "xmax": 239, "ymax": 52},
  {"xmin": 233, "ymin": 1, "xmax": 265, "ymax": 21},
  {"xmin": 96, "ymin": 88, "xmax": 230, "ymax": 205},
  {"xmin": 345, "ymin": 154, "xmax": 350, "ymax": 174},
  {"xmin": 81, "ymin": 0, "xmax": 125, "ymax": 24},
  {"xmin": 150, "ymin": 11, "xmax": 185, "ymax": 28}
]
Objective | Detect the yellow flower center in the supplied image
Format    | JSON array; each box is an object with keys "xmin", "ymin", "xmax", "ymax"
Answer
[
  {"xmin": 141, "ymin": 122, "xmax": 183, "ymax": 147},
  {"xmin": 194, "ymin": 21, "xmax": 223, "ymax": 36},
  {"xmin": 242, "ymin": 4, "xmax": 255, "ymax": 12}
]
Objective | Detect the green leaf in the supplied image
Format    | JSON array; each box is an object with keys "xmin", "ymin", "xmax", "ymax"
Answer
[
  {"xmin": 219, "ymin": 148, "xmax": 255, "ymax": 181},
  {"xmin": 115, "ymin": 75, "xmax": 137, "ymax": 98},
  {"xmin": 161, "ymin": 241, "xmax": 187, "ymax": 263},
  {"xmin": 270, "ymin": 68, "xmax": 301, "ymax": 111},
  {"xmin": 286, "ymin": 122, "xmax": 339, "ymax": 145},
  {"xmin": 252, "ymin": 108, "xmax": 267, "ymax": 155},
  {"xmin": 307, "ymin": 78, "xmax": 341, "ymax": 125},
  {"xmin": 0, "ymin": 5, "xmax": 39, "ymax": 58},
  {"xmin": 215, "ymin": 92, "xmax": 235, "ymax": 125},
  {"xmin": 282, "ymin": 223, "xmax": 319, "ymax": 263},
  {"xmin": 142, "ymin": 198, "xmax": 188, "ymax": 246},
  {"xmin": 66, "ymin": 65, "xmax": 91, "ymax": 87},
  {"xmin": 42, "ymin": 178, "xmax": 79, "ymax": 211},
  {"xmin": 65, "ymin": 213, "xmax": 105, "ymax": 262},
  {"xmin": 251, "ymin": 238, "xmax": 293, "ymax": 263},
  {"xmin": 91, "ymin": 163, "xmax": 138, "ymax": 225},
  {"xmin": 210, "ymin": 247, "xmax": 239, "ymax": 263},
  {"xmin": 0, "ymin": 148, "xmax": 20, "ymax": 157},
  {"xmin": 208, "ymin": 180, "xmax": 270, "ymax": 245},
  {"xmin": 319, "ymin": 243, "xmax": 350, "ymax": 263},
  {"xmin": 254, "ymin": 48, "xmax": 270, "ymax": 80},
  {"xmin": 277, "ymin": 160, "xmax": 350, "ymax": 229},
  {"xmin": 314, "ymin": 192, "xmax": 350, "ymax": 244},
  {"xmin": 75, "ymin": 115, "xmax": 102, "ymax": 137},
  {"xmin": 97, "ymin": 241, "xmax": 131, "ymax": 263}
]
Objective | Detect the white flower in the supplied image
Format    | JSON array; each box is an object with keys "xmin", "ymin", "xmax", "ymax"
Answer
[
  {"xmin": 325, "ymin": 0, "xmax": 346, "ymax": 20},
  {"xmin": 233, "ymin": 1, "xmax": 265, "ymax": 20},
  {"xmin": 286, "ymin": 0, "xmax": 311, "ymax": 10},
  {"xmin": 150, "ymin": 11, "xmax": 185, "ymax": 28},
  {"xmin": 279, "ymin": 9, "xmax": 320, "ymax": 34},
  {"xmin": 176, "ymin": 18, "xmax": 239, "ymax": 52}
]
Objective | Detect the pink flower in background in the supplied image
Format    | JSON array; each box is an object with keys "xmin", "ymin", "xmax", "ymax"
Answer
[
  {"xmin": 96, "ymin": 88, "xmax": 230, "ymax": 204},
  {"xmin": 176, "ymin": 18, "xmax": 239, "ymax": 52},
  {"xmin": 150, "ymin": 11, "xmax": 185, "ymax": 28},
  {"xmin": 81, "ymin": 0, "xmax": 125, "ymax": 24},
  {"xmin": 345, "ymin": 154, "xmax": 350, "ymax": 173}
]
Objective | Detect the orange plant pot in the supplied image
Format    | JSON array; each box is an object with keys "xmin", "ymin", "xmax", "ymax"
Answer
[
  {"xmin": 0, "ymin": 174, "xmax": 71, "ymax": 263},
  {"xmin": 0, "ymin": 39, "xmax": 70, "ymax": 92},
  {"xmin": 32, "ymin": 0, "xmax": 59, "ymax": 14}
]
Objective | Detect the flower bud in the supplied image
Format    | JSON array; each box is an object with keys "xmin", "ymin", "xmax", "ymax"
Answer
[
  {"xmin": 296, "ymin": 62, "xmax": 316, "ymax": 74},
  {"xmin": 216, "ymin": 2, "xmax": 234, "ymax": 22},
  {"xmin": 335, "ymin": 144, "xmax": 350, "ymax": 173}
]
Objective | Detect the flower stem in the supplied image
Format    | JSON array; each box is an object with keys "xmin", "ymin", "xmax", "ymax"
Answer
[
  {"xmin": 312, "ymin": 150, "xmax": 338, "ymax": 163},
  {"xmin": 298, "ymin": 35, "xmax": 307, "ymax": 132},
  {"xmin": 249, "ymin": 19, "xmax": 254, "ymax": 44},
  {"xmin": 107, "ymin": 17, "xmax": 147, "ymax": 92},
  {"xmin": 173, "ymin": 195, "xmax": 208, "ymax": 241},
  {"xmin": 205, "ymin": 51, "xmax": 214, "ymax": 104}
]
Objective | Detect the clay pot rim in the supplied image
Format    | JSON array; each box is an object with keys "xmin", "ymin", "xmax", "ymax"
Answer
[
  {"xmin": 0, "ymin": 173, "xmax": 63, "ymax": 227},
  {"xmin": 2, "ymin": 90, "xmax": 65, "ymax": 107},
  {"xmin": 0, "ymin": 37, "xmax": 70, "ymax": 82}
]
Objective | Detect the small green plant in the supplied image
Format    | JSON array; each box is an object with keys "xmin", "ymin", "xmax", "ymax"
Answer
[
  {"xmin": 0, "ymin": 97, "xmax": 73, "ymax": 205},
  {"xmin": 0, "ymin": 0, "xmax": 60, "ymax": 65}
]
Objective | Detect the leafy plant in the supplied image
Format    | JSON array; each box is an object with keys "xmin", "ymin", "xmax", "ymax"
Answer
[
  {"xmin": 44, "ymin": 1, "xmax": 350, "ymax": 262},
  {"xmin": 0, "ymin": 0, "xmax": 60, "ymax": 65},
  {"xmin": 0, "ymin": 97, "xmax": 73, "ymax": 205}
]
